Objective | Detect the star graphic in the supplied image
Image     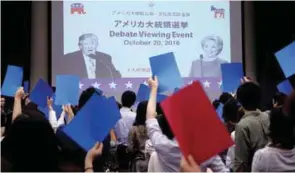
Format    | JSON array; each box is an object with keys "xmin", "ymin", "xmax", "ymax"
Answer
[
  {"xmin": 125, "ymin": 81, "xmax": 133, "ymax": 89},
  {"xmin": 79, "ymin": 82, "xmax": 84, "ymax": 89},
  {"xmin": 203, "ymin": 80, "xmax": 211, "ymax": 88},
  {"xmin": 92, "ymin": 82, "xmax": 101, "ymax": 89},
  {"xmin": 188, "ymin": 80, "xmax": 193, "ymax": 85},
  {"xmin": 218, "ymin": 80, "xmax": 222, "ymax": 88},
  {"xmin": 109, "ymin": 81, "xmax": 117, "ymax": 89}
]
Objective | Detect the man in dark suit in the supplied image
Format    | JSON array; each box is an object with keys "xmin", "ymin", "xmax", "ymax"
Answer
[{"xmin": 61, "ymin": 33, "xmax": 121, "ymax": 79}]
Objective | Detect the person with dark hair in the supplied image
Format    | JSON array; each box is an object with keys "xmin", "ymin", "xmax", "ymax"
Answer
[
  {"xmin": 61, "ymin": 33, "xmax": 121, "ymax": 79},
  {"xmin": 121, "ymin": 90, "xmax": 136, "ymax": 108},
  {"xmin": 128, "ymin": 101, "xmax": 149, "ymax": 153},
  {"xmin": 78, "ymin": 87, "xmax": 102, "ymax": 109},
  {"xmin": 221, "ymin": 98, "xmax": 242, "ymax": 170},
  {"xmin": 233, "ymin": 82, "xmax": 270, "ymax": 172},
  {"xmin": 212, "ymin": 99, "xmax": 220, "ymax": 109},
  {"xmin": 1, "ymin": 87, "xmax": 60, "ymax": 172},
  {"xmin": 273, "ymin": 92, "xmax": 287, "ymax": 108},
  {"xmin": 2, "ymin": 113, "xmax": 60, "ymax": 172},
  {"xmin": 127, "ymin": 101, "xmax": 150, "ymax": 172},
  {"xmin": 114, "ymin": 90, "xmax": 137, "ymax": 170},
  {"xmin": 56, "ymin": 87, "xmax": 111, "ymax": 172},
  {"xmin": 219, "ymin": 92, "xmax": 234, "ymax": 105},
  {"xmin": 252, "ymin": 107, "xmax": 295, "ymax": 171},
  {"xmin": 146, "ymin": 77, "xmax": 228, "ymax": 172}
]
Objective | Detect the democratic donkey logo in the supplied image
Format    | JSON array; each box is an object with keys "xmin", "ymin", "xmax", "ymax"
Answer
[{"xmin": 211, "ymin": 6, "xmax": 224, "ymax": 19}]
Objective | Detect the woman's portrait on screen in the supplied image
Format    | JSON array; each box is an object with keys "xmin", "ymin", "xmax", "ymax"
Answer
[{"xmin": 189, "ymin": 35, "xmax": 228, "ymax": 78}]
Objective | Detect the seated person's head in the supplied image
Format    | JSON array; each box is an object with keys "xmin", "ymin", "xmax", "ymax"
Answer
[
  {"xmin": 121, "ymin": 90, "xmax": 136, "ymax": 108},
  {"xmin": 236, "ymin": 82, "xmax": 262, "ymax": 111},
  {"xmin": 273, "ymin": 92, "xmax": 287, "ymax": 108},
  {"xmin": 2, "ymin": 112, "xmax": 59, "ymax": 172},
  {"xmin": 222, "ymin": 98, "xmax": 242, "ymax": 125},
  {"xmin": 219, "ymin": 92, "xmax": 233, "ymax": 105},
  {"xmin": 269, "ymin": 107, "xmax": 295, "ymax": 149},
  {"xmin": 212, "ymin": 99, "xmax": 220, "ymax": 109},
  {"xmin": 78, "ymin": 87, "xmax": 101, "ymax": 109},
  {"xmin": 134, "ymin": 101, "xmax": 148, "ymax": 126}
]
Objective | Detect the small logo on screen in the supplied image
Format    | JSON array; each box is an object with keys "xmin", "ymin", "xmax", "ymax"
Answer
[
  {"xmin": 71, "ymin": 3, "xmax": 86, "ymax": 15},
  {"xmin": 211, "ymin": 6, "xmax": 224, "ymax": 19},
  {"xmin": 149, "ymin": 1, "xmax": 155, "ymax": 8}
]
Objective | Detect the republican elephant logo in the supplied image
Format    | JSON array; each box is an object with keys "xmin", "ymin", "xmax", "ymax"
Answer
[{"xmin": 71, "ymin": 3, "xmax": 86, "ymax": 15}]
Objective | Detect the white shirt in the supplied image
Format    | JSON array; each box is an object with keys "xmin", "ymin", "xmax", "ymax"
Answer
[
  {"xmin": 148, "ymin": 151, "xmax": 164, "ymax": 172},
  {"xmin": 226, "ymin": 131, "xmax": 235, "ymax": 169},
  {"xmin": 49, "ymin": 110, "xmax": 66, "ymax": 132},
  {"xmin": 146, "ymin": 118, "xmax": 229, "ymax": 172},
  {"xmin": 114, "ymin": 107, "xmax": 136, "ymax": 146},
  {"xmin": 83, "ymin": 54, "xmax": 96, "ymax": 79}
]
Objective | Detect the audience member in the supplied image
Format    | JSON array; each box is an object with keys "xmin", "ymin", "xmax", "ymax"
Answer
[
  {"xmin": 128, "ymin": 101, "xmax": 150, "ymax": 171},
  {"xmin": 1, "ymin": 88, "xmax": 60, "ymax": 172},
  {"xmin": 220, "ymin": 98, "xmax": 242, "ymax": 169},
  {"xmin": 233, "ymin": 82, "xmax": 270, "ymax": 172},
  {"xmin": 84, "ymin": 142, "xmax": 104, "ymax": 172},
  {"xmin": 219, "ymin": 92, "xmax": 234, "ymax": 105},
  {"xmin": 114, "ymin": 90, "xmax": 137, "ymax": 170},
  {"xmin": 56, "ymin": 87, "xmax": 111, "ymax": 172},
  {"xmin": 252, "ymin": 107, "xmax": 295, "ymax": 171},
  {"xmin": 146, "ymin": 76, "xmax": 229, "ymax": 172}
]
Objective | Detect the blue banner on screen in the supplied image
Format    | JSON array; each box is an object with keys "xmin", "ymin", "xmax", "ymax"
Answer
[
  {"xmin": 1, "ymin": 65, "xmax": 23, "ymax": 97},
  {"xmin": 62, "ymin": 93, "xmax": 120, "ymax": 151},
  {"xmin": 149, "ymin": 52, "xmax": 183, "ymax": 93},
  {"xmin": 221, "ymin": 63, "xmax": 243, "ymax": 93},
  {"xmin": 275, "ymin": 41, "xmax": 295, "ymax": 78},
  {"xmin": 277, "ymin": 79, "xmax": 293, "ymax": 95},
  {"xmin": 30, "ymin": 79, "xmax": 53, "ymax": 108},
  {"xmin": 55, "ymin": 75, "xmax": 80, "ymax": 105}
]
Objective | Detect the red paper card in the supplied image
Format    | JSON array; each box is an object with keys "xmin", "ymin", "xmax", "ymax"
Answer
[{"xmin": 161, "ymin": 81, "xmax": 234, "ymax": 164}]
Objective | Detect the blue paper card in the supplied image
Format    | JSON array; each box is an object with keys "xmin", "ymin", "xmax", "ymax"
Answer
[
  {"xmin": 216, "ymin": 104, "xmax": 224, "ymax": 122},
  {"xmin": 136, "ymin": 84, "xmax": 167, "ymax": 103},
  {"xmin": 275, "ymin": 41, "xmax": 295, "ymax": 78},
  {"xmin": 62, "ymin": 93, "xmax": 120, "ymax": 151},
  {"xmin": 136, "ymin": 84, "xmax": 150, "ymax": 102},
  {"xmin": 149, "ymin": 52, "xmax": 184, "ymax": 93},
  {"xmin": 23, "ymin": 81, "xmax": 29, "ymax": 93},
  {"xmin": 55, "ymin": 75, "xmax": 80, "ymax": 105},
  {"xmin": 30, "ymin": 79, "xmax": 53, "ymax": 108},
  {"xmin": 1, "ymin": 65, "xmax": 23, "ymax": 97},
  {"xmin": 221, "ymin": 63, "xmax": 243, "ymax": 92},
  {"xmin": 157, "ymin": 94, "xmax": 168, "ymax": 102},
  {"xmin": 277, "ymin": 79, "xmax": 294, "ymax": 95}
]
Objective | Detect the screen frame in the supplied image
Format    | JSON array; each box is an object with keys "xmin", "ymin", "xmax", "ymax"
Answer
[{"xmin": 51, "ymin": 1, "xmax": 243, "ymax": 86}]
